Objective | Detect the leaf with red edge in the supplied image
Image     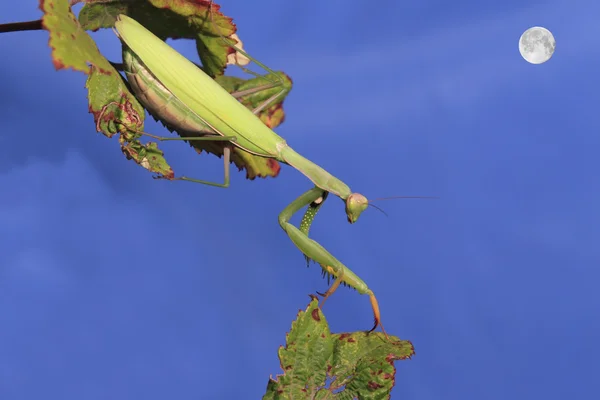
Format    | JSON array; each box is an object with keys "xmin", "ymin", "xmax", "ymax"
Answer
[
  {"xmin": 40, "ymin": 0, "xmax": 144, "ymax": 136},
  {"xmin": 39, "ymin": 0, "xmax": 176, "ymax": 179},
  {"xmin": 41, "ymin": 0, "xmax": 113, "ymax": 73}
]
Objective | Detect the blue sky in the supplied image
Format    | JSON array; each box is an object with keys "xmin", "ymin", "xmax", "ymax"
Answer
[{"xmin": 1, "ymin": 0, "xmax": 599, "ymax": 398}]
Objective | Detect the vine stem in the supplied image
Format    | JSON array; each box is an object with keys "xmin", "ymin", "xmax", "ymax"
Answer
[
  {"xmin": 0, "ymin": 19, "xmax": 43, "ymax": 33},
  {"xmin": 0, "ymin": 0, "xmax": 136, "ymax": 33}
]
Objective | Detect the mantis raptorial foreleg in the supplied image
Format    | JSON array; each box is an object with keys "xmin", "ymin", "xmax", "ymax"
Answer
[
  {"xmin": 297, "ymin": 192, "xmax": 348, "ymax": 307},
  {"xmin": 278, "ymin": 187, "xmax": 388, "ymax": 337},
  {"xmin": 299, "ymin": 191, "xmax": 329, "ymax": 266}
]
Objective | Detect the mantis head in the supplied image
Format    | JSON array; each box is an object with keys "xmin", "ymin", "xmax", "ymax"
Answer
[{"xmin": 345, "ymin": 193, "xmax": 368, "ymax": 224}]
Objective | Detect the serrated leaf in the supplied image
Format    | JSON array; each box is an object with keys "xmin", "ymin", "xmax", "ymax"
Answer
[
  {"xmin": 40, "ymin": 0, "xmax": 175, "ymax": 178},
  {"xmin": 263, "ymin": 299, "xmax": 333, "ymax": 399},
  {"xmin": 327, "ymin": 332, "xmax": 414, "ymax": 399},
  {"xmin": 40, "ymin": 0, "xmax": 109, "ymax": 73},
  {"xmin": 263, "ymin": 299, "xmax": 414, "ymax": 400},
  {"xmin": 78, "ymin": 0, "xmax": 236, "ymax": 76}
]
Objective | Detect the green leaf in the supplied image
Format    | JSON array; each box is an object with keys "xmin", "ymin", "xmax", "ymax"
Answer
[
  {"xmin": 263, "ymin": 298, "xmax": 333, "ymax": 399},
  {"xmin": 263, "ymin": 299, "xmax": 415, "ymax": 399},
  {"xmin": 40, "ymin": 0, "xmax": 175, "ymax": 179},
  {"xmin": 78, "ymin": 0, "xmax": 236, "ymax": 76}
]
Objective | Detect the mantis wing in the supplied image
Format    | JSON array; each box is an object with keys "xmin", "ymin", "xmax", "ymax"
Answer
[
  {"xmin": 114, "ymin": 14, "xmax": 286, "ymax": 158},
  {"xmin": 124, "ymin": 49, "xmax": 283, "ymax": 179},
  {"xmin": 178, "ymin": 71, "xmax": 292, "ymax": 179}
]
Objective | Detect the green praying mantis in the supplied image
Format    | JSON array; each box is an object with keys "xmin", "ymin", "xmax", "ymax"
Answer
[{"xmin": 114, "ymin": 14, "xmax": 393, "ymax": 336}]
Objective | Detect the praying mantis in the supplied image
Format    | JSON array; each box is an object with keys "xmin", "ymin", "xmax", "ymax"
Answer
[{"xmin": 114, "ymin": 14, "xmax": 389, "ymax": 336}]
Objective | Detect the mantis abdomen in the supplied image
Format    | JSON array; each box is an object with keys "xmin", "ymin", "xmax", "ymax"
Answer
[{"xmin": 123, "ymin": 46, "xmax": 213, "ymax": 135}]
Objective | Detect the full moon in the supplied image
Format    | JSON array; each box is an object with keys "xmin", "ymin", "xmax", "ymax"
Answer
[{"xmin": 519, "ymin": 26, "xmax": 556, "ymax": 64}]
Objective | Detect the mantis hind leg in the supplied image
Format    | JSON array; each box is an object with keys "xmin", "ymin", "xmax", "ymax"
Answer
[
  {"xmin": 126, "ymin": 127, "xmax": 237, "ymax": 144},
  {"xmin": 174, "ymin": 145, "xmax": 232, "ymax": 188},
  {"xmin": 122, "ymin": 125, "xmax": 235, "ymax": 188},
  {"xmin": 278, "ymin": 187, "xmax": 388, "ymax": 338}
]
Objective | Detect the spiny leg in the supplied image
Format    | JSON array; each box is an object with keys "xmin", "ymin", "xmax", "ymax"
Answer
[
  {"xmin": 316, "ymin": 268, "xmax": 386, "ymax": 339},
  {"xmin": 278, "ymin": 187, "xmax": 388, "ymax": 337},
  {"xmin": 316, "ymin": 271, "xmax": 344, "ymax": 310}
]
